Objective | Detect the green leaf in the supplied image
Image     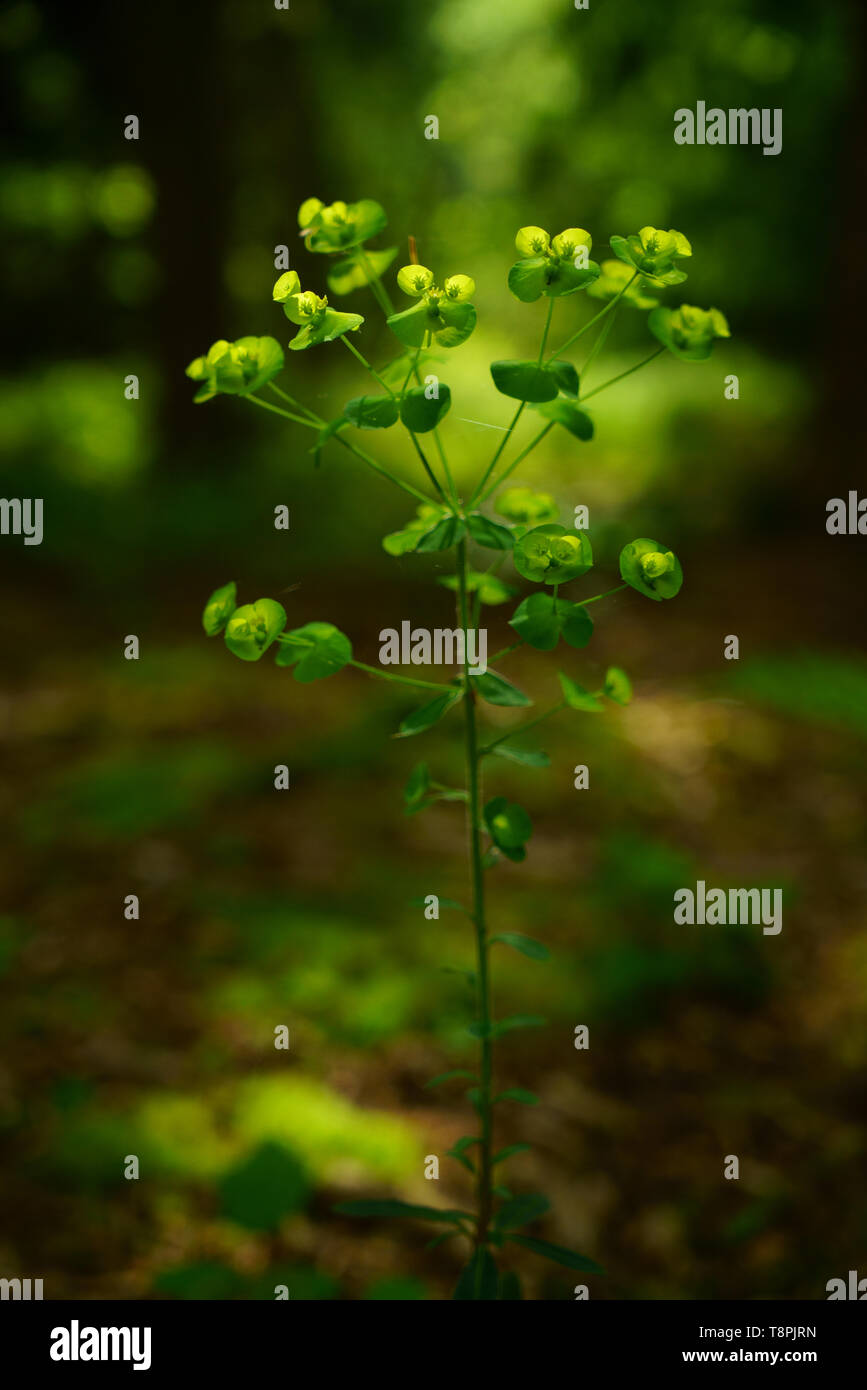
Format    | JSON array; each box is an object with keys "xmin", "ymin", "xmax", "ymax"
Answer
[
  {"xmin": 507, "ymin": 257, "xmax": 549, "ymax": 302},
  {"xmin": 403, "ymin": 761, "xmax": 431, "ymax": 809},
  {"xmin": 453, "ymin": 1248, "xmax": 499, "ymax": 1301},
  {"xmin": 399, "ymin": 383, "xmax": 451, "ymax": 433},
  {"xmin": 471, "ymin": 671, "xmax": 532, "ymax": 708},
  {"xmin": 491, "ymin": 1015, "xmax": 546, "ymax": 1038},
  {"xmin": 544, "ymin": 259, "xmax": 601, "ymax": 296},
  {"xmin": 494, "ymin": 1193, "xmax": 550, "ymax": 1231},
  {"xmin": 224, "ymin": 599, "xmax": 286, "ymax": 662},
  {"xmin": 546, "ymin": 359, "xmax": 579, "ymax": 397},
  {"xmin": 396, "ymin": 688, "xmax": 463, "ymax": 738},
  {"xmin": 435, "ymin": 299, "xmax": 476, "ymax": 348},
  {"xmin": 202, "ymin": 580, "xmax": 237, "ymax": 636},
  {"xmin": 309, "ymin": 415, "xmax": 347, "ymax": 465},
  {"xmin": 498, "ymin": 1271, "xmax": 523, "ymax": 1300},
  {"xmin": 447, "ymin": 1135, "xmax": 480, "ymax": 1173},
  {"xmin": 490, "ymin": 359, "xmax": 559, "ymax": 403},
  {"xmin": 604, "ymin": 665, "xmax": 633, "ymax": 705},
  {"xmin": 509, "ymin": 594, "xmax": 592, "ymax": 651},
  {"xmin": 275, "ymin": 621, "xmax": 352, "ymax": 681},
  {"xmin": 335, "ymin": 1199, "xmax": 468, "ymax": 1225},
  {"xmin": 414, "ymin": 516, "xmax": 466, "ymax": 552},
  {"xmin": 533, "ymin": 398, "xmax": 594, "ymax": 440},
  {"xmin": 326, "ymin": 246, "xmax": 397, "ymax": 295},
  {"xmin": 493, "ymin": 1143, "xmax": 532, "ymax": 1164},
  {"xmin": 387, "ymin": 299, "xmax": 434, "ymax": 348},
  {"xmin": 558, "ymin": 672, "xmax": 604, "ymax": 712},
  {"xmin": 289, "ymin": 309, "xmax": 364, "ymax": 351},
  {"xmin": 439, "ymin": 570, "xmax": 516, "ymax": 606},
  {"xmin": 219, "ymin": 1142, "xmax": 310, "ymax": 1230},
  {"xmin": 483, "ymin": 796, "xmax": 533, "ymax": 860},
  {"xmin": 425, "ymin": 1070, "xmax": 477, "ymax": 1089},
  {"xmin": 494, "ymin": 1089, "xmax": 540, "ymax": 1106},
  {"xmin": 489, "ymin": 743, "xmax": 550, "ymax": 768},
  {"xmin": 342, "ymin": 395, "xmax": 400, "ymax": 429},
  {"xmin": 465, "ymin": 513, "xmax": 514, "ymax": 550},
  {"xmin": 382, "ymin": 504, "xmax": 448, "ymax": 556},
  {"xmin": 507, "ymin": 1234, "xmax": 603, "ymax": 1275},
  {"xmin": 491, "ymin": 932, "xmax": 550, "ymax": 961}
]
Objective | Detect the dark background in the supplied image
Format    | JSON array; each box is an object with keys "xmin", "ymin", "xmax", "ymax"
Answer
[{"xmin": 1, "ymin": 0, "xmax": 866, "ymax": 1300}]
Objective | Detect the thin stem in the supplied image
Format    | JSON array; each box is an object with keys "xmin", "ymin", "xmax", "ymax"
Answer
[
  {"xmin": 578, "ymin": 583, "xmax": 628, "ymax": 606},
  {"xmin": 469, "ymin": 402, "xmax": 524, "ymax": 509},
  {"xmin": 335, "ymin": 436, "xmax": 433, "ymax": 505},
  {"xmin": 268, "ymin": 382, "xmax": 323, "ymax": 425},
  {"xmin": 579, "ymin": 305, "xmax": 618, "ymax": 382},
  {"xmin": 349, "ymin": 659, "xmax": 450, "ymax": 692},
  {"xmin": 580, "ymin": 346, "xmax": 664, "ymax": 402},
  {"xmin": 546, "ymin": 270, "xmax": 638, "ymax": 361},
  {"xmin": 537, "ymin": 297, "xmax": 554, "ymax": 364},
  {"xmin": 481, "ymin": 700, "xmax": 566, "ymax": 755},
  {"xmin": 456, "ymin": 538, "xmax": 493, "ymax": 1258},
  {"xmin": 357, "ymin": 246, "xmax": 395, "ymax": 315},
  {"xmin": 246, "ymin": 394, "xmax": 318, "ymax": 429},
  {"xmin": 476, "ymin": 422, "xmax": 553, "ymax": 507},
  {"xmin": 408, "ymin": 432, "xmax": 449, "ymax": 505},
  {"xmin": 488, "ymin": 639, "xmax": 523, "ymax": 664},
  {"xmin": 340, "ymin": 336, "xmax": 396, "ymax": 397}
]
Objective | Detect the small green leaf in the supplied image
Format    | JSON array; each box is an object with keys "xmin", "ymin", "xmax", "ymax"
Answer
[
  {"xmin": 533, "ymin": 398, "xmax": 594, "ymax": 440},
  {"xmin": 335, "ymin": 1200, "xmax": 468, "ymax": 1225},
  {"xmin": 399, "ymin": 383, "xmax": 451, "ymax": 433},
  {"xmin": 604, "ymin": 665, "xmax": 633, "ymax": 704},
  {"xmin": 619, "ymin": 537, "xmax": 684, "ymax": 601},
  {"xmin": 425, "ymin": 1070, "xmax": 477, "ymax": 1090},
  {"xmin": 490, "ymin": 359, "xmax": 559, "ymax": 403},
  {"xmin": 472, "ymin": 671, "xmax": 532, "ymax": 708},
  {"xmin": 489, "ymin": 744, "xmax": 550, "ymax": 768},
  {"xmin": 387, "ymin": 299, "xmax": 433, "ymax": 348},
  {"xmin": 498, "ymin": 1271, "xmax": 523, "ymax": 1300},
  {"xmin": 493, "ymin": 1143, "xmax": 532, "ymax": 1165},
  {"xmin": 494, "ymin": 1193, "xmax": 550, "ymax": 1231},
  {"xmin": 543, "ymin": 259, "xmax": 600, "ymax": 297},
  {"xmin": 507, "ymin": 257, "xmax": 548, "ymax": 302},
  {"xmin": 465, "ymin": 513, "xmax": 514, "ymax": 550},
  {"xmin": 491, "ymin": 932, "xmax": 550, "ymax": 961},
  {"xmin": 403, "ymin": 761, "xmax": 431, "ymax": 809},
  {"xmin": 509, "ymin": 592, "xmax": 593, "ymax": 652},
  {"xmin": 275, "ymin": 621, "xmax": 352, "ymax": 681},
  {"xmin": 343, "ymin": 395, "xmax": 400, "ymax": 429},
  {"xmin": 202, "ymin": 581, "xmax": 237, "ymax": 636},
  {"xmin": 435, "ymin": 299, "xmax": 476, "ymax": 348},
  {"xmin": 493, "ymin": 1089, "xmax": 540, "ymax": 1106},
  {"xmin": 507, "ymin": 1234, "xmax": 603, "ymax": 1274},
  {"xmin": 289, "ymin": 309, "xmax": 364, "ymax": 351},
  {"xmin": 396, "ymin": 688, "xmax": 463, "ymax": 738},
  {"xmin": 414, "ymin": 516, "xmax": 466, "ymax": 552},
  {"xmin": 439, "ymin": 570, "xmax": 516, "ymax": 606},
  {"xmin": 453, "ymin": 1248, "xmax": 499, "ymax": 1301},
  {"xmin": 326, "ymin": 246, "xmax": 398, "ymax": 295},
  {"xmin": 491, "ymin": 1014, "xmax": 546, "ymax": 1038},
  {"xmin": 546, "ymin": 359, "xmax": 579, "ymax": 397},
  {"xmin": 558, "ymin": 672, "xmax": 604, "ymax": 712}
]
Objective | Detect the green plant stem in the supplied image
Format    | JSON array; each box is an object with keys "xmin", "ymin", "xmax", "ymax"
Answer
[
  {"xmin": 469, "ymin": 402, "xmax": 525, "ymax": 508},
  {"xmin": 476, "ymin": 422, "xmax": 553, "ymax": 507},
  {"xmin": 246, "ymin": 393, "xmax": 317, "ymax": 429},
  {"xmin": 456, "ymin": 538, "xmax": 494, "ymax": 1261},
  {"xmin": 340, "ymin": 336, "xmax": 396, "ymax": 396},
  {"xmin": 481, "ymin": 700, "xmax": 566, "ymax": 755},
  {"xmin": 537, "ymin": 297, "xmax": 554, "ymax": 363},
  {"xmin": 357, "ymin": 247, "xmax": 395, "ymax": 315},
  {"xmin": 488, "ymin": 639, "xmax": 524, "ymax": 664},
  {"xmin": 348, "ymin": 659, "xmax": 450, "ymax": 692},
  {"xmin": 579, "ymin": 583, "xmax": 628, "ymax": 606},
  {"xmin": 408, "ymin": 432, "xmax": 449, "ymax": 504},
  {"xmin": 268, "ymin": 382, "xmax": 323, "ymax": 425},
  {"xmin": 580, "ymin": 305, "xmax": 618, "ymax": 382},
  {"xmin": 579, "ymin": 346, "xmax": 664, "ymax": 402},
  {"xmin": 546, "ymin": 270, "xmax": 638, "ymax": 361}
]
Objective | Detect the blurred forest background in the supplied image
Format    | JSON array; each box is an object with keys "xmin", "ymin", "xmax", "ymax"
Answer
[{"xmin": 1, "ymin": 0, "xmax": 866, "ymax": 1300}]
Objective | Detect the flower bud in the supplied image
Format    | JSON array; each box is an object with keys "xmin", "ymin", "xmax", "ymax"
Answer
[
  {"xmin": 515, "ymin": 226, "xmax": 550, "ymax": 256},
  {"xmin": 202, "ymin": 581, "xmax": 237, "ymax": 636},
  {"xmin": 397, "ymin": 264, "xmax": 435, "ymax": 297},
  {"xmin": 639, "ymin": 550, "xmax": 673, "ymax": 580},
  {"xmin": 443, "ymin": 274, "xmax": 475, "ymax": 302},
  {"xmin": 224, "ymin": 598, "xmax": 286, "ymax": 661}
]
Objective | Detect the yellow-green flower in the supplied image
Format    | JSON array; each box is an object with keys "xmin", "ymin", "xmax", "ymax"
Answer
[
  {"xmin": 648, "ymin": 303, "xmax": 730, "ymax": 360},
  {"xmin": 609, "ymin": 226, "xmax": 692, "ymax": 284},
  {"xmin": 587, "ymin": 259, "xmax": 660, "ymax": 310},
  {"xmin": 185, "ymin": 336, "xmax": 284, "ymax": 403}
]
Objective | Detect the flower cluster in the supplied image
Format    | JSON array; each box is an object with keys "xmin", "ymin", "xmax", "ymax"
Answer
[
  {"xmin": 185, "ymin": 336, "xmax": 284, "ymax": 404},
  {"xmin": 272, "ymin": 270, "xmax": 363, "ymax": 350},
  {"xmin": 508, "ymin": 224, "xmax": 601, "ymax": 302},
  {"xmin": 609, "ymin": 226, "xmax": 692, "ymax": 285}
]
